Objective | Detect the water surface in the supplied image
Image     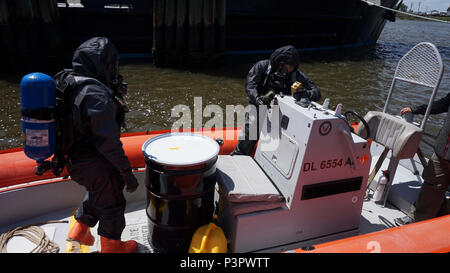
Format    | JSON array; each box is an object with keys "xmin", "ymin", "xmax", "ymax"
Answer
[{"xmin": 1, "ymin": 19, "xmax": 449, "ymax": 157}]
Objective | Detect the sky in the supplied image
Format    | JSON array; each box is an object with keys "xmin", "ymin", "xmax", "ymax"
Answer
[{"xmin": 401, "ymin": 0, "xmax": 450, "ymax": 12}]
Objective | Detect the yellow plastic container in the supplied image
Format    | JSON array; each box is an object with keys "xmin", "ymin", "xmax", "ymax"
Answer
[
  {"xmin": 188, "ymin": 222, "xmax": 227, "ymax": 253},
  {"xmin": 291, "ymin": 81, "xmax": 302, "ymax": 96}
]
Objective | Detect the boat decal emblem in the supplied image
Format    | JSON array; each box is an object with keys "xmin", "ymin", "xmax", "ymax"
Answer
[{"xmin": 319, "ymin": 121, "xmax": 332, "ymax": 136}]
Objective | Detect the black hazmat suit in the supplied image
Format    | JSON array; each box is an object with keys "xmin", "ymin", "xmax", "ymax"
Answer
[
  {"xmin": 231, "ymin": 45, "xmax": 321, "ymax": 156},
  {"xmin": 66, "ymin": 37, "xmax": 136, "ymax": 240}
]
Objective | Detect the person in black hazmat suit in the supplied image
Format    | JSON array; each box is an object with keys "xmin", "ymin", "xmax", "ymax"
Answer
[
  {"xmin": 231, "ymin": 45, "xmax": 321, "ymax": 156},
  {"xmin": 65, "ymin": 37, "xmax": 139, "ymax": 253}
]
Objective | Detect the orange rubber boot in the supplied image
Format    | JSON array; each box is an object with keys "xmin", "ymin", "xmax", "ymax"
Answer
[
  {"xmin": 100, "ymin": 236, "xmax": 138, "ymax": 253},
  {"xmin": 67, "ymin": 221, "xmax": 95, "ymax": 246}
]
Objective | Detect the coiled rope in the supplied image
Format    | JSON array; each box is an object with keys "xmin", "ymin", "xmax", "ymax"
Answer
[{"xmin": 0, "ymin": 220, "xmax": 68, "ymax": 253}]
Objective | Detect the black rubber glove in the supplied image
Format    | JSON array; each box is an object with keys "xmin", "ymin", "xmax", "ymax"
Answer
[
  {"xmin": 121, "ymin": 168, "xmax": 139, "ymax": 193},
  {"xmin": 256, "ymin": 91, "xmax": 276, "ymax": 105},
  {"xmin": 293, "ymin": 89, "xmax": 308, "ymax": 101}
]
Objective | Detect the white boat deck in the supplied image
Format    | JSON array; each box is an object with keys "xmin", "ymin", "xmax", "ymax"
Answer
[
  {"xmin": 0, "ymin": 193, "xmax": 407, "ymax": 253},
  {"xmin": 0, "ymin": 185, "xmax": 411, "ymax": 253}
]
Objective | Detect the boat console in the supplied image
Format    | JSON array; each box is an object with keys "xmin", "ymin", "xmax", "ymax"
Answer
[{"xmin": 217, "ymin": 95, "xmax": 372, "ymax": 252}]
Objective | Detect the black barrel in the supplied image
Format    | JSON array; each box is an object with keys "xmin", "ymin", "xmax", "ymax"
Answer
[{"xmin": 142, "ymin": 133, "xmax": 219, "ymax": 253}]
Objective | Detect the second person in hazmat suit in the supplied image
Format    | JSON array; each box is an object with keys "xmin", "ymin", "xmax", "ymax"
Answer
[
  {"xmin": 64, "ymin": 37, "xmax": 139, "ymax": 253},
  {"xmin": 231, "ymin": 45, "xmax": 321, "ymax": 156}
]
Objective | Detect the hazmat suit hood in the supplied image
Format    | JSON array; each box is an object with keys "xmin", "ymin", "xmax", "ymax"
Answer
[
  {"xmin": 269, "ymin": 45, "xmax": 300, "ymax": 73},
  {"xmin": 72, "ymin": 37, "xmax": 119, "ymax": 88}
]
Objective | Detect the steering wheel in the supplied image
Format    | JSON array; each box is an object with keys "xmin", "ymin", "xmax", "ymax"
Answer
[{"xmin": 344, "ymin": 110, "xmax": 371, "ymax": 140}]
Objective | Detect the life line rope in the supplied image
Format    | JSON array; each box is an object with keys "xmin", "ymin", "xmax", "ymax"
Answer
[
  {"xmin": 361, "ymin": 0, "xmax": 450, "ymax": 24},
  {"xmin": 0, "ymin": 220, "xmax": 68, "ymax": 253}
]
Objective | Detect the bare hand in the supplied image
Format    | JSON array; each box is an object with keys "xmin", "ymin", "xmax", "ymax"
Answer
[{"xmin": 400, "ymin": 107, "xmax": 412, "ymax": 115}]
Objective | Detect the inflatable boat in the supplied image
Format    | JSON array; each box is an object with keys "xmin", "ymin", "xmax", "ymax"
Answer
[
  {"xmin": 1, "ymin": 127, "xmax": 449, "ymax": 253},
  {"xmin": 1, "ymin": 42, "xmax": 449, "ymax": 253}
]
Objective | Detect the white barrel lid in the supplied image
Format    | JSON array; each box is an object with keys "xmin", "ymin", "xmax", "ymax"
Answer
[{"xmin": 142, "ymin": 133, "xmax": 220, "ymax": 166}]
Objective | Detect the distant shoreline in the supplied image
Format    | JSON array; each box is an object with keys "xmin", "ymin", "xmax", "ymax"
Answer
[{"xmin": 397, "ymin": 13, "xmax": 450, "ymax": 22}]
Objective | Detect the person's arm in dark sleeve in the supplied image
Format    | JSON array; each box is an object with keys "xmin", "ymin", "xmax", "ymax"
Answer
[
  {"xmin": 245, "ymin": 60, "xmax": 268, "ymax": 105},
  {"xmin": 296, "ymin": 71, "xmax": 321, "ymax": 101},
  {"xmin": 411, "ymin": 92, "xmax": 450, "ymax": 115},
  {"xmin": 83, "ymin": 90, "xmax": 132, "ymax": 178}
]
